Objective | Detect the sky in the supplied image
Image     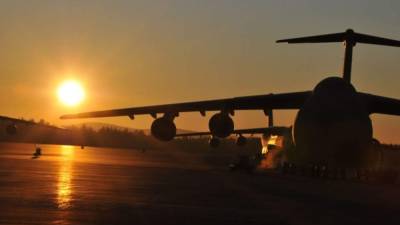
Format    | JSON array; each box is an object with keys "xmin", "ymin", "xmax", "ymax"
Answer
[{"xmin": 0, "ymin": 0, "xmax": 399, "ymax": 142}]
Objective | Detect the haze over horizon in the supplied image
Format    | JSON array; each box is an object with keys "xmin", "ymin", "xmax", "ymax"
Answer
[{"xmin": 0, "ymin": 0, "xmax": 399, "ymax": 142}]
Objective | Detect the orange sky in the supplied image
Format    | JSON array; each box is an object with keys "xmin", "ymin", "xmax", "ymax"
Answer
[{"xmin": 0, "ymin": 1, "xmax": 399, "ymax": 142}]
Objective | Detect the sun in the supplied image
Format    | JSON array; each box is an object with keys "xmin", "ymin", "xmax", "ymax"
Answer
[{"xmin": 57, "ymin": 80, "xmax": 85, "ymax": 106}]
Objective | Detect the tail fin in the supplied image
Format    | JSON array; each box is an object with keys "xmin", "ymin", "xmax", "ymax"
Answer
[{"xmin": 276, "ymin": 29, "xmax": 400, "ymax": 83}]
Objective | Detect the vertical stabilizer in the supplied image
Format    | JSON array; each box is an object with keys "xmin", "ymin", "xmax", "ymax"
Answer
[{"xmin": 277, "ymin": 29, "xmax": 400, "ymax": 83}]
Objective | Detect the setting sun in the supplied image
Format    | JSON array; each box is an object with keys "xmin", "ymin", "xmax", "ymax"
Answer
[{"xmin": 57, "ymin": 80, "xmax": 85, "ymax": 106}]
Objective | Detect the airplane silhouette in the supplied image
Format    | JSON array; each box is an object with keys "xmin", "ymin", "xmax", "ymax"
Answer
[
  {"xmin": 0, "ymin": 115, "xmax": 65, "ymax": 135},
  {"xmin": 60, "ymin": 29, "xmax": 400, "ymax": 169},
  {"xmin": 0, "ymin": 115, "xmax": 38, "ymax": 135}
]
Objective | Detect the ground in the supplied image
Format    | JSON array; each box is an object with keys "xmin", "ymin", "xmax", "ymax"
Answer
[{"xmin": 0, "ymin": 143, "xmax": 400, "ymax": 225}]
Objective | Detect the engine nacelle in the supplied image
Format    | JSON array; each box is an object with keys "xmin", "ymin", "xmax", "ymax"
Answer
[
  {"xmin": 208, "ymin": 113, "xmax": 234, "ymax": 138},
  {"xmin": 209, "ymin": 137, "xmax": 220, "ymax": 148},
  {"xmin": 236, "ymin": 135, "xmax": 247, "ymax": 147},
  {"xmin": 151, "ymin": 117, "xmax": 176, "ymax": 141},
  {"xmin": 6, "ymin": 124, "xmax": 17, "ymax": 135}
]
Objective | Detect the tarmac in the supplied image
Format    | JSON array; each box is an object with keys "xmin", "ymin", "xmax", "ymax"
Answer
[{"xmin": 0, "ymin": 142, "xmax": 399, "ymax": 225}]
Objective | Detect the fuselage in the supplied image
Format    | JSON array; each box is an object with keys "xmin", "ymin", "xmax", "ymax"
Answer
[{"xmin": 292, "ymin": 76, "xmax": 374, "ymax": 168}]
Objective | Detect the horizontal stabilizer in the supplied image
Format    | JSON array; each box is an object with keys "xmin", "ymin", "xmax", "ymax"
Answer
[
  {"xmin": 277, "ymin": 32, "xmax": 344, "ymax": 43},
  {"xmin": 277, "ymin": 29, "xmax": 400, "ymax": 47}
]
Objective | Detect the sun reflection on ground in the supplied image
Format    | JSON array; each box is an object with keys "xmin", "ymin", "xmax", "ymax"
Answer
[
  {"xmin": 57, "ymin": 145, "xmax": 75, "ymax": 209},
  {"xmin": 60, "ymin": 145, "xmax": 75, "ymax": 159}
]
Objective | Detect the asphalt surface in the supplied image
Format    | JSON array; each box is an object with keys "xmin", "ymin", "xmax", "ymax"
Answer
[{"xmin": 0, "ymin": 143, "xmax": 400, "ymax": 225}]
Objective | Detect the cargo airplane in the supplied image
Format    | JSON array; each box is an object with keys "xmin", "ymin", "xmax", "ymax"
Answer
[
  {"xmin": 0, "ymin": 115, "xmax": 66, "ymax": 136},
  {"xmin": 61, "ymin": 29, "xmax": 400, "ymax": 169}
]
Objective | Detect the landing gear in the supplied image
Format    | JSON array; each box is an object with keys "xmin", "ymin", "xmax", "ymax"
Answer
[
  {"xmin": 374, "ymin": 170, "xmax": 399, "ymax": 184},
  {"xmin": 279, "ymin": 163, "xmax": 399, "ymax": 184}
]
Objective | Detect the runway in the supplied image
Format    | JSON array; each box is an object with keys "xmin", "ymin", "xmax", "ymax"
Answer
[{"xmin": 0, "ymin": 143, "xmax": 399, "ymax": 225}]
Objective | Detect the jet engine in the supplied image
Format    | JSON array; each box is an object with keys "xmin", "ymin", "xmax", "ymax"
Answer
[
  {"xmin": 236, "ymin": 135, "xmax": 247, "ymax": 147},
  {"xmin": 6, "ymin": 124, "xmax": 17, "ymax": 135},
  {"xmin": 208, "ymin": 113, "xmax": 234, "ymax": 138},
  {"xmin": 209, "ymin": 136, "xmax": 220, "ymax": 148},
  {"xmin": 151, "ymin": 117, "xmax": 176, "ymax": 141}
]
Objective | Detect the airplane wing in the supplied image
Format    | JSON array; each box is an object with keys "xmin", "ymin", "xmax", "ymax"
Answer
[
  {"xmin": 360, "ymin": 93, "xmax": 400, "ymax": 116},
  {"xmin": 175, "ymin": 126, "xmax": 291, "ymax": 137},
  {"xmin": 0, "ymin": 115, "xmax": 66, "ymax": 130},
  {"xmin": 60, "ymin": 91, "xmax": 311, "ymax": 119}
]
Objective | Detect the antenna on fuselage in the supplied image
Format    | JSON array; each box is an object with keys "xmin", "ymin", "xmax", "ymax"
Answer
[{"xmin": 276, "ymin": 29, "xmax": 400, "ymax": 83}]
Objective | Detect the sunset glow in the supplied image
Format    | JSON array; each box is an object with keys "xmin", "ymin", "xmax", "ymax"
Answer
[{"xmin": 57, "ymin": 80, "xmax": 85, "ymax": 106}]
